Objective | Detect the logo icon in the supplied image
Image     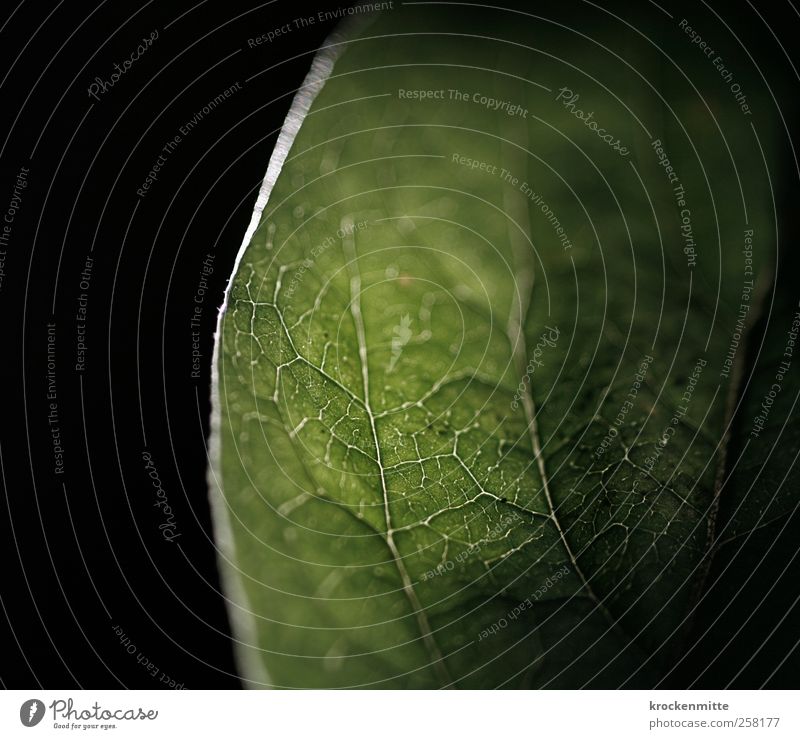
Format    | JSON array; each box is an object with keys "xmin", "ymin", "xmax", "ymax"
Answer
[{"xmin": 20, "ymin": 699, "xmax": 44, "ymax": 727}]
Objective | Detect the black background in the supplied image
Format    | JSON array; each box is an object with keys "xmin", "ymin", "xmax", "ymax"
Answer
[
  {"xmin": 0, "ymin": 0, "xmax": 798, "ymax": 689},
  {"xmin": 0, "ymin": 0, "xmax": 344, "ymax": 689}
]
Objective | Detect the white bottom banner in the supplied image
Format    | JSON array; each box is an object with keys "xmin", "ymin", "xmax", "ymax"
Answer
[{"xmin": 1, "ymin": 690, "xmax": 797, "ymax": 738}]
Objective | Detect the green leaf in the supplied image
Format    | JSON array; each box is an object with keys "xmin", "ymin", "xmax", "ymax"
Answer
[{"xmin": 210, "ymin": 4, "xmax": 788, "ymax": 687}]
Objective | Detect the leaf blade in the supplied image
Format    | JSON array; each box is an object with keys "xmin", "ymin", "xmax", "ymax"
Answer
[{"xmin": 212, "ymin": 4, "xmax": 782, "ymax": 688}]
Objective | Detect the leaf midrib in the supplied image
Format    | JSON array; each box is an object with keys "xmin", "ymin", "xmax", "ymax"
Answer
[{"xmin": 342, "ymin": 215, "xmax": 454, "ymax": 687}]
